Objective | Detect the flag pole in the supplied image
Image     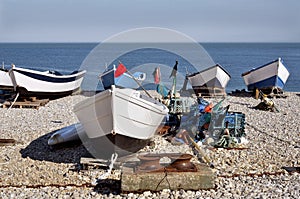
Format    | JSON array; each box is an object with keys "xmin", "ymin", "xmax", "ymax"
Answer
[
  {"xmin": 118, "ymin": 61, "xmax": 153, "ymax": 98},
  {"xmin": 125, "ymin": 70, "xmax": 153, "ymax": 98},
  {"xmin": 169, "ymin": 60, "xmax": 178, "ymax": 98}
]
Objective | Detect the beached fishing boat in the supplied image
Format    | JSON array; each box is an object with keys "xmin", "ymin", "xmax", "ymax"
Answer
[
  {"xmin": 73, "ymin": 85, "xmax": 168, "ymax": 157},
  {"xmin": 241, "ymin": 58, "xmax": 290, "ymax": 92},
  {"xmin": 9, "ymin": 64, "xmax": 86, "ymax": 98},
  {"xmin": 185, "ymin": 64, "xmax": 231, "ymax": 96},
  {"xmin": 0, "ymin": 68, "xmax": 14, "ymax": 90},
  {"xmin": 99, "ymin": 65, "xmax": 146, "ymax": 90}
]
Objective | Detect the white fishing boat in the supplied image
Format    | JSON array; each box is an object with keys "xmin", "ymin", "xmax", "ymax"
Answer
[
  {"xmin": 0, "ymin": 68, "xmax": 14, "ymax": 90},
  {"xmin": 241, "ymin": 58, "xmax": 290, "ymax": 91},
  {"xmin": 73, "ymin": 85, "xmax": 168, "ymax": 157},
  {"xmin": 186, "ymin": 64, "xmax": 231, "ymax": 95},
  {"xmin": 9, "ymin": 64, "xmax": 86, "ymax": 98},
  {"xmin": 99, "ymin": 65, "xmax": 146, "ymax": 90}
]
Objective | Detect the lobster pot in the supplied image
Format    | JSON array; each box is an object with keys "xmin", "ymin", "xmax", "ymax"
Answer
[{"xmin": 223, "ymin": 112, "xmax": 246, "ymax": 137}]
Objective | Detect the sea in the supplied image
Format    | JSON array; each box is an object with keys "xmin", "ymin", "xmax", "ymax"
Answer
[{"xmin": 0, "ymin": 43, "xmax": 299, "ymax": 92}]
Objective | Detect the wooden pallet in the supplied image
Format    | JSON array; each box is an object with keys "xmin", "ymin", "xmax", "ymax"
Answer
[
  {"xmin": 190, "ymin": 87, "xmax": 227, "ymax": 97},
  {"xmin": 79, "ymin": 154, "xmax": 140, "ymax": 171},
  {"xmin": 1, "ymin": 97, "xmax": 49, "ymax": 109}
]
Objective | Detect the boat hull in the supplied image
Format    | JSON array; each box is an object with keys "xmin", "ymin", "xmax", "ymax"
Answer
[
  {"xmin": 79, "ymin": 132, "xmax": 151, "ymax": 159},
  {"xmin": 10, "ymin": 66, "xmax": 86, "ymax": 98},
  {"xmin": 242, "ymin": 58, "xmax": 290, "ymax": 91},
  {"xmin": 100, "ymin": 68, "xmax": 146, "ymax": 90},
  {"xmin": 48, "ymin": 123, "xmax": 85, "ymax": 146},
  {"xmin": 0, "ymin": 69, "xmax": 14, "ymax": 90},
  {"xmin": 186, "ymin": 64, "xmax": 231, "ymax": 95},
  {"xmin": 100, "ymin": 69, "xmax": 115, "ymax": 90},
  {"xmin": 74, "ymin": 85, "xmax": 168, "ymax": 140}
]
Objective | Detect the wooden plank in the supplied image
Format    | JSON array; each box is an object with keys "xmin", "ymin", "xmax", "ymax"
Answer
[
  {"xmin": 80, "ymin": 157, "xmax": 109, "ymax": 167},
  {"xmin": 1, "ymin": 98, "xmax": 49, "ymax": 109},
  {"xmin": 0, "ymin": 139, "xmax": 17, "ymax": 146},
  {"xmin": 29, "ymin": 96, "xmax": 37, "ymax": 101}
]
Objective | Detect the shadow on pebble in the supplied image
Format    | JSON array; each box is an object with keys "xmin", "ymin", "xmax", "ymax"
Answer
[
  {"xmin": 19, "ymin": 131, "xmax": 89, "ymax": 164},
  {"xmin": 93, "ymin": 179, "xmax": 121, "ymax": 195}
]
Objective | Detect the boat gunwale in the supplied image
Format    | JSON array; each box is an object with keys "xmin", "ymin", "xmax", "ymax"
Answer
[
  {"xmin": 99, "ymin": 68, "xmax": 114, "ymax": 78},
  {"xmin": 73, "ymin": 89, "xmax": 113, "ymax": 112},
  {"xmin": 241, "ymin": 58, "xmax": 285, "ymax": 77},
  {"xmin": 187, "ymin": 64, "xmax": 231, "ymax": 78},
  {"xmin": 0, "ymin": 68, "xmax": 9, "ymax": 72},
  {"xmin": 114, "ymin": 91, "xmax": 168, "ymax": 115},
  {"xmin": 13, "ymin": 66, "xmax": 86, "ymax": 79}
]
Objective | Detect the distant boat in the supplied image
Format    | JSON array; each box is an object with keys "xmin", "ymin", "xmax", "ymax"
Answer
[
  {"xmin": 9, "ymin": 64, "xmax": 86, "ymax": 98},
  {"xmin": 99, "ymin": 65, "xmax": 146, "ymax": 90},
  {"xmin": 241, "ymin": 58, "xmax": 290, "ymax": 91},
  {"xmin": 0, "ymin": 68, "xmax": 14, "ymax": 90},
  {"xmin": 185, "ymin": 64, "xmax": 231, "ymax": 95},
  {"xmin": 73, "ymin": 85, "xmax": 168, "ymax": 157}
]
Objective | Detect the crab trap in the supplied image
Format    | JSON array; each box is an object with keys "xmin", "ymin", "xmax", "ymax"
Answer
[{"xmin": 209, "ymin": 111, "xmax": 246, "ymax": 139}]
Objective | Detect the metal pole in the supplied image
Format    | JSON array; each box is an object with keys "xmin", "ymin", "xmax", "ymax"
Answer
[{"xmin": 125, "ymin": 69, "xmax": 153, "ymax": 98}]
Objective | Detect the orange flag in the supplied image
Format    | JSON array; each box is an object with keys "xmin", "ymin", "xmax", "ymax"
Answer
[{"xmin": 114, "ymin": 63, "xmax": 127, "ymax": 77}]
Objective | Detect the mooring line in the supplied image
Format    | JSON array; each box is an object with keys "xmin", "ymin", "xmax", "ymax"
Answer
[{"xmin": 0, "ymin": 183, "xmax": 95, "ymax": 189}]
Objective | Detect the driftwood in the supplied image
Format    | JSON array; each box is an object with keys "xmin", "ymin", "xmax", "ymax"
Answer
[{"xmin": 0, "ymin": 139, "xmax": 20, "ymax": 146}]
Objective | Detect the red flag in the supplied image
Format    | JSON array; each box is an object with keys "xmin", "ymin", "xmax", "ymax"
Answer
[
  {"xmin": 114, "ymin": 63, "xmax": 127, "ymax": 77},
  {"xmin": 153, "ymin": 67, "xmax": 161, "ymax": 84}
]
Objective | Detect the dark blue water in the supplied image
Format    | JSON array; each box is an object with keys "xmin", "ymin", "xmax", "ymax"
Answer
[{"xmin": 0, "ymin": 43, "xmax": 299, "ymax": 92}]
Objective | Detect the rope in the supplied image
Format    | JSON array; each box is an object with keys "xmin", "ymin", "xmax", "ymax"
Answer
[
  {"xmin": 188, "ymin": 135, "xmax": 215, "ymax": 168},
  {"xmin": 155, "ymin": 168, "xmax": 174, "ymax": 198},
  {"xmin": 92, "ymin": 152, "xmax": 118, "ymax": 185},
  {"xmin": 8, "ymin": 92, "xmax": 19, "ymax": 110}
]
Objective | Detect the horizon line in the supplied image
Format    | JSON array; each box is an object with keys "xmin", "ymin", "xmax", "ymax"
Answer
[{"xmin": 1, "ymin": 41, "xmax": 300, "ymax": 44}]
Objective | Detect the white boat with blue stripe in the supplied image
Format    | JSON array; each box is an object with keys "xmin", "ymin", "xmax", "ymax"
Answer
[
  {"xmin": 9, "ymin": 64, "xmax": 86, "ymax": 98},
  {"xmin": 0, "ymin": 68, "xmax": 14, "ymax": 90},
  {"xmin": 241, "ymin": 58, "xmax": 290, "ymax": 91}
]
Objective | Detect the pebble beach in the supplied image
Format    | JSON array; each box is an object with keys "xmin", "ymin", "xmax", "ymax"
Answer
[{"xmin": 0, "ymin": 92, "xmax": 299, "ymax": 198}]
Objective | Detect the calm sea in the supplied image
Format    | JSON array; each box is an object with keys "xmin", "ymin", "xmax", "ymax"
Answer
[{"xmin": 0, "ymin": 43, "xmax": 299, "ymax": 92}]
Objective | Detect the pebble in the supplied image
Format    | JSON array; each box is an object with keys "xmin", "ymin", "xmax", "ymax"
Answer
[{"xmin": 0, "ymin": 93, "xmax": 299, "ymax": 198}]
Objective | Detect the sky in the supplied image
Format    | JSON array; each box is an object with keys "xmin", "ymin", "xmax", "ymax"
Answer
[{"xmin": 0, "ymin": 0, "xmax": 299, "ymax": 42}]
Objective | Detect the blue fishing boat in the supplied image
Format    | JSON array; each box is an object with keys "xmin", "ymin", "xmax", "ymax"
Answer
[
  {"xmin": 241, "ymin": 58, "xmax": 290, "ymax": 91},
  {"xmin": 99, "ymin": 65, "xmax": 146, "ymax": 90}
]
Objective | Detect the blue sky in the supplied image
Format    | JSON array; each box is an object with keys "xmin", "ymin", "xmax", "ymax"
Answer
[{"xmin": 0, "ymin": 0, "xmax": 299, "ymax": 42}]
